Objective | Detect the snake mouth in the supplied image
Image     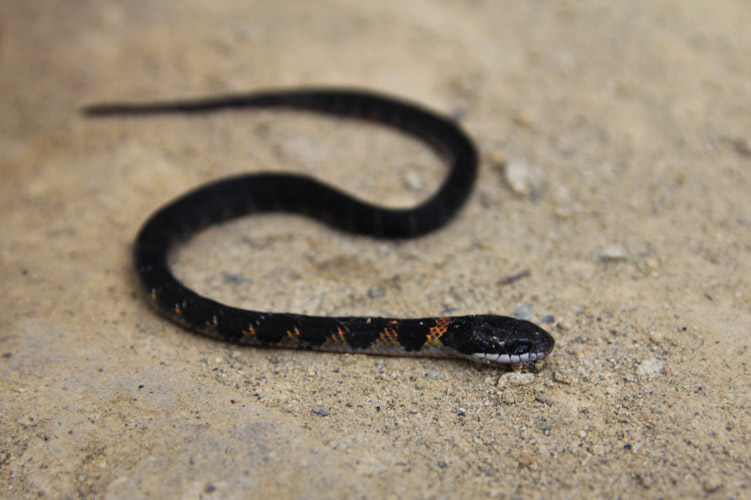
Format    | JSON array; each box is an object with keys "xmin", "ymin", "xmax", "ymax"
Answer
[{"xmin": 471, "ymin": 351, "xmax": 549, "ymax": 364}]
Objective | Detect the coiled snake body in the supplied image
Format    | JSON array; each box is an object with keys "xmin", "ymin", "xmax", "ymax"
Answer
[{"xmin": 84, "ymin": 89, "xmax": 554, "ymax": 365}]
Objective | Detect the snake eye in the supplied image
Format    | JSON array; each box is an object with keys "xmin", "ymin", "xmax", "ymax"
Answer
[{"xmin": 505, "ymin": 340, "xmax": 533, "ymax": 356}]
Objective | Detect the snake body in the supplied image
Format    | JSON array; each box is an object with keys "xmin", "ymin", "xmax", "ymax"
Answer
[{"xmin": 84, "ymin": 89, "xmax": 554, "ymax": 365}]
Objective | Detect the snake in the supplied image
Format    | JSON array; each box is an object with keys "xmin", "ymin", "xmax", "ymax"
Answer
[{"xmin": 84, "ymin": 88, "xmax": 554, "ymax": 365}]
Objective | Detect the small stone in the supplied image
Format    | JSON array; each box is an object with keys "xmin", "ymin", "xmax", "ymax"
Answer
[
  {"xmin": 503, "ymin": 160, "xmax": 544, "ymax": 197},
  {"xmin": 368, "ymin": 286, "xmax": 384, "ymax": 299},
  {"xmin": 600, "ymin": 245, "xmax": 628, "ymax": 261},
  {"xmin": 702, "ymin": 474, "xmax": 723, "ymax": 493},
  {"xmin": 635, "ymin": 472, "xmax": 655, "ymax": 488},
  {"xmin": 312, "ymin": 407, "xmax": 330, "ymax": 416},
  {"xmin": 636, "ymin": 358, "xmax": 662, "ymax": 379},
  {"xmin": 512, "ymin": 111, "xmax": 533, "ymax": 128},
  {"xmin": 535, "ymin": 394, "xmax": 554, "ymax": 406},
  {"xmin": 502, "ymin": 392, "xmax": 518, "ymax": 405},
  {"xmin": 222, "ymin": 272, "xmax": 249, "ymax": 285},
  {"xmin": 498, "ymin": 372, "xmax": 536, "ymax": 388},
  {"xmin": 648, "ymin": 330, "xmax": 666, "ymax": 345},
  {"xmin": 553, "ymin": 367, "xmax": 577, "ymax": 385},
  {"xmin": 404, "ymin": 171, "xmax": 423, "ymax": 190},
  {"xmin": 518, "ymin": 454, "xmax": 534, "ymax": 467},
  {"xmin": 732, "ymin": 138, "xmax": 751, "ymax": 157},
  {"xmin": 457, "ymin": 408, "xmax": 467, "ymax": 416},
  {"xmin": 489, "ymin": 152, "xmax": 507, "ymax": 168}
]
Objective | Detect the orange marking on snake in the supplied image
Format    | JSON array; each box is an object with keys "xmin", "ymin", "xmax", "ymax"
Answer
[
  {"xmin": 205, "ymin": 315, "xmax": 219, "ymax": 328},
  {"xmin": 425, "ymin": 317, "xmax": 451, "ymax": 348},
  {"xmin": 243, "ymin": 324, "xmax": 256, "ymax": 337},
  {"xmin": 286, "ymin": 326, "xmax": 302, "ymax": 341},
  {"xmin": 373, "ymin": 327, "xmax": 400, "ymax": 347},
  {"xmin": 325, "ymin": 328, "xmax": 348, "ymax": 345}
]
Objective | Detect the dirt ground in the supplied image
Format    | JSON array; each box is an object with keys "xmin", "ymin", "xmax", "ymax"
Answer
[{"xmin": 1, "ymin": 1, "xmax": 749, "ymax": 499}]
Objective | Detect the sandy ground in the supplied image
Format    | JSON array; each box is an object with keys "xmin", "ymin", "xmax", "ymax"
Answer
[{"xmin": 1, "ymin": 1, "xmax": 750, "ymax": 498}]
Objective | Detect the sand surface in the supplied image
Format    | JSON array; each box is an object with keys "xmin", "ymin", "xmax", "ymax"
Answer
[{"xmin": 1, "ymin": 1, "xmax": 750, "ymax": 498}]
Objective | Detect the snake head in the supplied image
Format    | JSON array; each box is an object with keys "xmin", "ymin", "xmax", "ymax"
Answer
[{"xmin": 456, "ymin": 315, "xmax": 555, "ymax": 364}]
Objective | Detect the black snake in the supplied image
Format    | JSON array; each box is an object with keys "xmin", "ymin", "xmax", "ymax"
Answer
[{"xmin": 84, "ymin": 88, "xmax": 554, "ymax": 365}]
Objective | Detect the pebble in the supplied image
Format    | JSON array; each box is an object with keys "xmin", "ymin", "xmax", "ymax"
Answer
[
  {"xmin": 644, "ymin": 258, "xmax": 659, "ymax": 271},
  {"xmin": 368, "ymin": 286, "xmax": 384, "ymax": 299},
  {"xmin": 512, "ymin": 111, "xmax": 533, "ymax": 128},
  {"xmin": 497, "ymin": 372, "xmax": 536, "ymax": 388},
  {"xmin": 535, "ymin": 394, "xmax": 554, "ymax": 406},
  {"xmin": 312, "ymin": 407, "xmax": 330, "ymax": 416},
  {"xmin": 489, "ymin": 152, "xmax": 507, "ymax": 169},
  {"xmin": 732, "ymin": 138, "xmax": 751, "ymax": 157},
  {"xmin": 404, "ymin": 171, "xmax": 423, "ymax": 190},
  {"xmin": 503, "ymin": 160, "xmax": 544, "ymax": 197},
  {"xmin": 702, "ymin": 474, "xmax": 723, "ymax": 493},
  {"xmin": 541, "ymin": 314, "xmax": 555, "ymax": 324},
  {"xmin": 518, "ymin": 454, "xmax": 534, "ymax": 468},
  {"xmin": 600, "ymin": 245, "xmax": 628, "ymax": 261},
  {"xmin": 501, "ymin": 392, "xmax": 519, "ymax": 405},
  {"xmin": 222, "ymin": 272, "xmax": 250, "ymax": 285},
  {"xmin": 648, "ymin": 330, "xmax": 667, "ymax": 345},
  {"xmin": 553, "ymin": 367, "xmax": 577, "ymax": 385},
  {"xmin": 636, "ymin": 358, "xmax": 662, "ymax": 379}
]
